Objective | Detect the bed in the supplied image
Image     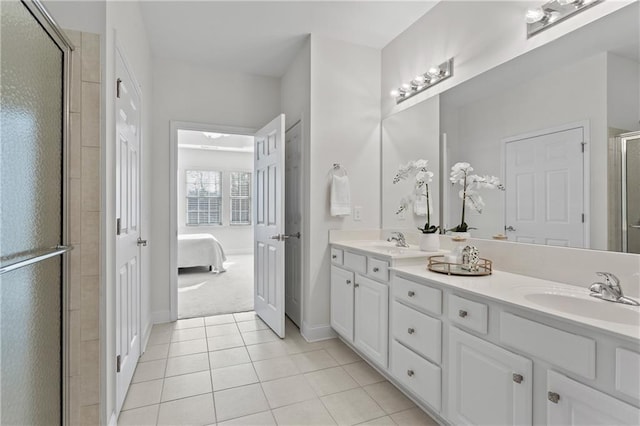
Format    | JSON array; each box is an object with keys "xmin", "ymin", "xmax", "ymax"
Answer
[{"xmin": 177, "ymin": 233, "xmax": 227, "ymax": 272}]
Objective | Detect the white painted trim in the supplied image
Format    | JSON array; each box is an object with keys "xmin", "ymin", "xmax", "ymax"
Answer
[
  {"xmin": 500, "ymin": 120, "xmax": 590, "ymax": 248},
  {"xmin": 141, "ymin": 321, "xmax": 153, "ymax": 353},
  {"xmin": 152, "ymin": 310, "xmax": 173, "ymax": 324},
  {"xmin": 170, "ymin": 121, "xmax": 257, "ymax": 322},
  {"xmin": 108, "ymin": 412, "xmax": 117, "ymax": 426},
  {"xmin": 301, "ymin": 321, "xmax": 337, "ymax": 342}
]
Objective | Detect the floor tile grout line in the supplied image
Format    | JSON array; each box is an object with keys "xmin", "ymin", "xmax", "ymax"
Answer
[{"xmin": 205, "ymin": 340, "xmax": 218, "ymax": 425}]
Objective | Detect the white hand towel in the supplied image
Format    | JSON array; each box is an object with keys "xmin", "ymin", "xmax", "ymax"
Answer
[
  {"xmin": 414, "ymin": 195, "xmax": 427, "ymax": 216},
  {"xmin": 331, "ymin": 174, "xmax": 351, "ymax": 216}
]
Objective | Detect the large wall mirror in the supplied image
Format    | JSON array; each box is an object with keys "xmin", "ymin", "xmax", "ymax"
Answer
[{"xmin": 437, "ymin": 2, "xmax": 638, "ymax": 253}]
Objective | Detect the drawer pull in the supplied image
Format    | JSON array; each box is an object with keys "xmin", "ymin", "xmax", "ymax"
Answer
[
  {"xmin": 408, "ymin": 290, "xmax": 415, "ymax": 297},
  {"xmin": 513, "ymin": 373, "xmax": 523, "ymax": 384},
  {"xmin": 407, "ymin": 369, "xmax": 415, "ymax": 377},
  {"xmin": 346, "ymin": 280, "xmax": 351, "ymax": 285},
  {"xmin": 458, "ymin": 310, "xmax": 468, "ymax": 318},
  {"xmin": 407, "ymin": 327, "xmax": 415, "ymax": 335},
  {"xmin": 354, "ymin": 283, "xmax": 360, "ymax": 288},
  {"xmin": 373, "ymin": 267, "xmax": 380, "ymax": 272},
  {"xmin": 332, "ymin": 255, "xmax": 337, "ymax": 259},
  {"xmin": 548, "ymin": 391, "xmax": 560, "ymax": 404}
]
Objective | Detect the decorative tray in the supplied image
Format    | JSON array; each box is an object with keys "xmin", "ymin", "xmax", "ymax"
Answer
[{"xmin": 427, "ymin": 255, "xmax": 492, "ymax": 276}]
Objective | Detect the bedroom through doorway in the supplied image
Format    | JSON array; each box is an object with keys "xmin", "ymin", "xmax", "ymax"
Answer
[{"xmin": 176, "ymin": 129, "xmax": 255, "ymax": 319}]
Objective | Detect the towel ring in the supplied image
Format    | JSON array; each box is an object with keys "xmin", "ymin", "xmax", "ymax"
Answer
[{"xmin": 331, "ymin": 163, "xmax": 348, "ymax": 177}]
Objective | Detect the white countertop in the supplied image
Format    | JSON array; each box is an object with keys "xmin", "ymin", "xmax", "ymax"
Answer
[
  {"xmin": 393, "ymin": 264, "xmax": 640, "ymax": 342},
  {"xmin": 331, "ymin": 240, "xmax": 441, "ymax": 260}
]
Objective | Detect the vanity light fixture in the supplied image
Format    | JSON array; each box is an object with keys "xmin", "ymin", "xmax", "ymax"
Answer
[
  {"xmin": 526, "ymin": 0, "xmax": 603, "ymax": 38},
  {"xmin": 391, "ymin": 58, "xmax": 453, "ymax": 104}
]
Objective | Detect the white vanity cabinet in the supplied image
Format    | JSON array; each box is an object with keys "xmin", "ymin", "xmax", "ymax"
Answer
[
  {"xmin": 546, "ymin": 370, "xmax": 640, "ymax": 425},
  {"xmin": 329, "ymin": 246, "xmax": 392, "ymax": 369},
  {"xmin": 448, "ymin": 326, "xmax": 533, "ymax": 425}
]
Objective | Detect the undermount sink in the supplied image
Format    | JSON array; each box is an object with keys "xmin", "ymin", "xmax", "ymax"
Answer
[
  {"xmin": 349, "ymin": 241, "xmax": 420, "ymax": 253},
  {"xmin": 520, "ymin": 289, "xmax": 640, "ymax": 325}
]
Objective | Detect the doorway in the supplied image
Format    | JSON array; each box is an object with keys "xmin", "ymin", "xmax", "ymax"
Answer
[{"xmin": 175, "ymin": 127, "xmax": 256, "ymax": 319}]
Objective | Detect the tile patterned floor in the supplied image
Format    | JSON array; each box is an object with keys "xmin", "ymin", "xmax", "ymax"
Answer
[{"xmin": 118, "ymin": 312, "xmax": 439, "ymax": 426}]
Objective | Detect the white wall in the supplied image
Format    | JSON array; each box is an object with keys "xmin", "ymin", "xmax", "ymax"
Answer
[
  {"xmin": 305, "ymin": 36, "xmax": 381, "ymax": 335},
  {"xmin": 177, "ymin": 147, "xmax": 253, "ymax": 253},
  {"xmin": 607, "ymin": 52, "xmax": 640, "ymax": 132},
  {"xmin": 442, "ymin": 53, "xmax": 609, "ymax": 248},
  {"xmin": 42, "ymin": 0, "xmax": 106, "ymax": 35},
  {"xmin": 381, "ymin": 0, "xmax": 633, "ymax": 119},
  {"xmin": 150, "ymin": 59, "xmax": 281, "ymax": 322}
]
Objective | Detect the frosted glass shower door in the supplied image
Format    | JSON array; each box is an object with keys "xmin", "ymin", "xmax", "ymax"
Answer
[
  {"xmin": 623, "ymin": 132, "xmax": 640, "ymax": 254},
  {"xmin": 1, "ymin": 1, "xmax": 69, "ymax": 424}
]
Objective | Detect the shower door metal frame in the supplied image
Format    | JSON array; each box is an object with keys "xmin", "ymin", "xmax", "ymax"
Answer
[
  {"xmin": 620, "ymin": 131, "xmax": 640, "ymax": 253},
  {"xmin": 16, "ymin": 1, "xmax": 74, "ymax": 424}
]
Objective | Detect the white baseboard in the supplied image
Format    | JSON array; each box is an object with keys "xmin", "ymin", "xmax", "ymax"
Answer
[
  {"xmin": 141, "ymin": 320, "xmax": 153, "ymax": 352},
  {"xmin": 151, "ymin": 310, "xmax": 172, "ymax": 324},
  {"xmin": 301, "ymin": 321, "xmax": 337, "ymax": 342}
]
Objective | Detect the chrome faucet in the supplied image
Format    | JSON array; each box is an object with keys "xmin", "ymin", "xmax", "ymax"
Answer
[
  {"xmin": 387, "ymin": 232, "xmax": 410, "ymax": 248},
  {"xmin": 589, "ymin": 272, "xmax": 639, "ymax": 306}
]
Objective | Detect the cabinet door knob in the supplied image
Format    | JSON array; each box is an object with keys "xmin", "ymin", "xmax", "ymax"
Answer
[
  {"xmin": 354, "ymin": 283, "xmax": 360, "ymax": 288},
  {"xmin": 332, "ymin": 255, "xmax": 337, "ymax": 259},
  {"xmin": 373, "ymin": 267, "xmax": 380, "ymax": 272},
  {"xmin": 407, "ymin": 327, "xmax": 415, "ymax": 335},
  {"xmin": 346, "ymin": 280, "xmax": 351, "ymax": 285},
  {"xmin": 408, "ymin": 291, "xmax": 415, "ymax": 297},
  {"xmin": 548, "ymin": 391, "xmax": 560, "ymax": 404},
  {"xmin": 513, "ymin": 373, "xmax": 523, "ymax": 384},
  {"xmin": 458, "ymin": 310, "xmax": 468, "ymax": 318},
  {"xmin": 407, "ymin": 369, "xmax": 415, "ymax": 377}
]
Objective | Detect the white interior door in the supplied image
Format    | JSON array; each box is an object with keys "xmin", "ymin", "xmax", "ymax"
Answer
[
  {"xmin": 115, "ymin": 48, "xmax": 142, "ymax": 412},
  {"xmin": 285, "ymin": 122, "xmax": 302, "ymax": 327},
  {"xmin": 254, "ymin": 114, "xmax": 286, "ymax": 338},
  {"xmin": 505, "ymin": 126, "xmax": 585, "ymax": 247}
]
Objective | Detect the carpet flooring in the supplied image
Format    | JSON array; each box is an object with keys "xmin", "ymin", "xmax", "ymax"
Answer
[{"xmin": 178, "ymin": 254, "xmax": 254, "ymax": 319}]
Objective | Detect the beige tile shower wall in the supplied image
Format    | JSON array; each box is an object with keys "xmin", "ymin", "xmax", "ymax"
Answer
[{"xmin": 65, "ymin": 29, "xmax": 101, "ymax": 426}]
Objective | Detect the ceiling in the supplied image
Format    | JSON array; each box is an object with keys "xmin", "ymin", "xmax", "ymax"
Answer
[{"xmin": 139, "ymin": 1, "xmax": 439, "ymax": 77}]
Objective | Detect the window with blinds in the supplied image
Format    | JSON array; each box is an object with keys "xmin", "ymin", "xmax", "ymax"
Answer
[
  {"xmin": 230, "ymin": 171, "xmax": 251, "ymax": 225},
  {"xmin": 186, "ymin": 170, "xmax": 222, "ymax": 225}
]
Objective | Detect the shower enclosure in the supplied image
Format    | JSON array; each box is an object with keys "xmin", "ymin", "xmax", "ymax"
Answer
[
  {"xmin": 621, "ymin": 131, "xmax": 640, "ymax": 254},
  {"xmin": 1, "ymin": 0, "xmax": 73, "ymax": 424}
]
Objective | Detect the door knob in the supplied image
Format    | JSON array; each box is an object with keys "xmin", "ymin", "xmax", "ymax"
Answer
[
  {"xmin": 408, "ymin": 291, "xmax": 415, "ymax": 297},
  {"xmin": 407, "ymin": 370, "xmax": 415, "ymax": 377},
  {"xmin": 548, "ymin": 392, "xmax": 560, "ymax": 404},
  {"xmin": 137, "ymin": 237, "xmax": 148, "ymax": 247},
  {"xmin": 270, "ymin": 232, "xmax": 301, "ymax": 241},
  {"xmin": 513, "ymin": 373, "xmax": 523, "ymax": 384},
  {"xmin": 373, "ymin": 267, "xmax": 380, "ymax": 272},
  {"xmin": 459, "ymin": 310, "xmax": 468, "ymax": 318},
  {"xmin": 346, "ymin": 280, "xmax": 351, "ymax": 285},
  {"xmin": 630, "ymin": 225, "xmax": 640, "ymax": 229},
  {"xmin": 505, "ymin": 226, "xmax": 516, "ymax": 232},
  {"xmin": 407, "ymin": 327, "xmax": 415, "ymax": 334}
]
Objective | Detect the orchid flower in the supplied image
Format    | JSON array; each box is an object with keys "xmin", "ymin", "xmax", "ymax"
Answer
[
  {"xmin": 393, "ymin": 159, "xmax": 438, "ymax": 234},
  {"xmin": 449, "ymin": 162, "xmax": 504, "ymax": 233}
]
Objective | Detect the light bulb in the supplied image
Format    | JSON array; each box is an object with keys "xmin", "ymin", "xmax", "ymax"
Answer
[
  {"xmin": 558, "ymin": 0, "xmax": 579, "ymax": 5},
  {"xmin": 414, "ymin": 75, "xmax": 426, "ymax": 84},
  {"xmin": 390, "ymin": 89, "xmax": 400, "ymax": 97},
  {"xmin": 547, "ymin": 11, "xmax": 561, "ymax": 23},
  {"xmin": 525, "ymin": 7, "xmax": 547, "ymax": 24},
  {"xmin": 427, "ymin": 67, "xmax": 440, "ymax": 77},
  {"xmin": 402, "ymin": 83, "xmax": 411, "ymax": 90}
]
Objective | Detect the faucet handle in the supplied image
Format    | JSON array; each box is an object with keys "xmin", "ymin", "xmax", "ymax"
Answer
[{"xmin": 596, "ymin": 272, "xmax": 621, "ymax": 288}]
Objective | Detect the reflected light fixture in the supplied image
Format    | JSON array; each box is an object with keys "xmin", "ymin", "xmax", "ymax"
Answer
[
  {"xmin": 391, "ymin": 58, "xmax": 453, "ymax": 104},
  {"xmin": 526, "ymin": 0, "xmax": 603, "ymax": 38}
]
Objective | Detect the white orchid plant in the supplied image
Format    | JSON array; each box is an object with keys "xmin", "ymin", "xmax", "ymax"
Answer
[
  {"xmin": 449, "ymin": 162, "xmax": 505, "ymax": 233},
  {"xmin": 393, "ymin": 159, "xmax": 439, "ymax": 234}
]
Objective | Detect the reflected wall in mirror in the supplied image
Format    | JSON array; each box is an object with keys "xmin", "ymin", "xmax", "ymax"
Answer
[
  {"xmin": 381, "ymin": 95, "xmax": 440, "ymax": 233},
  {"xmin": 440, "ymin": 2, "xmax": 639, "ymax": 252}
]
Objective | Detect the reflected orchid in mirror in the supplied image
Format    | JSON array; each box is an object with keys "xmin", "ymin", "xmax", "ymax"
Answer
[
  {"xmin": 393, "ymin": 159, "xmax": 439, "ymax": 234},
  {"xmin": 449, "ymin": 162, "xmax": 505, "ymax": 233}
]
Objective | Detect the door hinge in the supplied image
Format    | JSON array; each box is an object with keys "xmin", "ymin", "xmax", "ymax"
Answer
[
  {"xmin": 116, "ymin": 78, "xmax": 122, "ymax": 98},
  {"xmin": 116, "ymin": 355, "xmax": 121, "ymax": 373},
  {"xmin": 581, "ymin": 142, "xmax": 586, "ymax": 153},
  {"xmin": 116, "ymin": 218, "xmax": 121, "ymax": 235},
  {"xmin": 582, "ymin": 213, "xmax": 585, "ymax": 223}
]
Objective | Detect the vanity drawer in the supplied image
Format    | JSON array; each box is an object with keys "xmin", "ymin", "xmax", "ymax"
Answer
[
  {"xmin": 368, "ymin": 258, "xmax": 389, "ymax": 282},
  {"xmin": 393, "ymin": 275, "xmax": 442, "ymax": 316},
  {"xmin": 448, "ymin": 294, "xmax": 488, "ymax": 334},
  {"xmin": 391, "ymin": 340, "xmax": 441, "ymax": 412},
  {"xmin": 392, "ymin": 301, "xmax": 441, "ymax": 364},
  {"xmin": 330, "ymin": 248, "xmax": 343, "ymax": 265},
  {"xmin": 500, "ymin": 312, "xmax": 595, "ymax": 379},
  {"xmin": 343, "ymin": 251, "xmax": 366, "ymax": 274},
  {"xmin": 616, "ymin": 348, "xmax": 640, "ymax": 401}
]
